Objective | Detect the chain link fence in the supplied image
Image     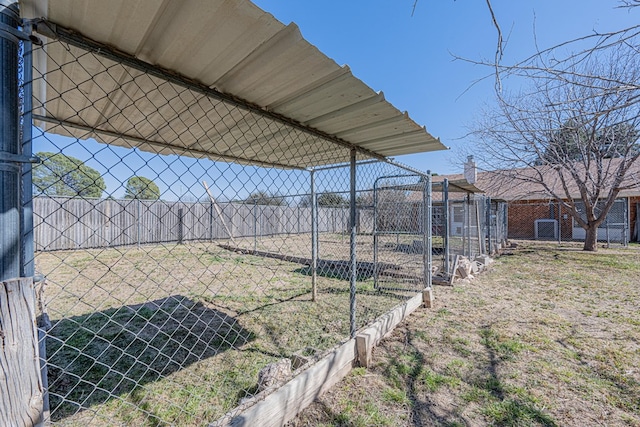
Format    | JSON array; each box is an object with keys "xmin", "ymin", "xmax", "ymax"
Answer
[
  {"xmin": 506, "ymin": 199, "xmax": 635, "ymax": 246},
  {"xmin": 430, "ymin": 181, "xmax": 508, "ymax": 282},
  {"xmin": 20, "ymin": 28, "xmax": 434, "ymax": 426}
]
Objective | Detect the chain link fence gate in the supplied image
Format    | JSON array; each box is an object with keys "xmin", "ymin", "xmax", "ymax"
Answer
[
  {"xmin": 12, "ymin": 19, "xmax": 436, "ymax": 426},
  {"xmin": 430, "ymin": 179, "xmax": 508, "ymax": 282},
  {"xmin": 372, "ymin": 174, "xmax": 431, "ymax": 291}
]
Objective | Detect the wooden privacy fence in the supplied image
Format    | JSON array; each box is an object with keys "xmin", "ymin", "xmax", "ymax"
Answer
[{"xmin": 34, "ymin": 197, "xmax": 349, "ymax": 251}]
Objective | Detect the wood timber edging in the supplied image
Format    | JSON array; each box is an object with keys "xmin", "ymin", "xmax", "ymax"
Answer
[{"xmin": 213, "ymin": 291, "xmax": 428, "ymax": 427}]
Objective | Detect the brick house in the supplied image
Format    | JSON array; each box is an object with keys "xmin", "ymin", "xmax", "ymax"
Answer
[{"xmin": 435, "ymin": 157, "xmax": 640, "ymax": 243}]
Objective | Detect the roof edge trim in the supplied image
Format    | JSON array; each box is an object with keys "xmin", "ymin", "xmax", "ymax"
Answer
[{"xmin": 33, "ymin": 114, "xmax": 305, "ymax": 170}]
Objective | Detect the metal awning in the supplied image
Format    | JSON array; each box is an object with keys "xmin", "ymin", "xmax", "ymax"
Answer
[
  {"xmin": 20, "ymin": 0, "xmax": 447, "ymax": 169},
  {"xmin": 431, "ymin": 174, "xmax": 484, "ymax": 194},
  {"xmin": 433, "ymin": 179, "xmax": 484, "ymax": 194}
]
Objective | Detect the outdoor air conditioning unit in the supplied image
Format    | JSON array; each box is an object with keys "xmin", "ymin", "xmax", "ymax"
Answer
[{"xmin": 534, "ymin": 219, "xmax": 558, "ymax": 240}]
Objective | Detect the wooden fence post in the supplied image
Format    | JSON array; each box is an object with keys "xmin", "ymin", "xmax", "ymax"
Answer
[
  {"xmin": 178, "ymin": 207, "xmax": 184, "ymax": 244},
  {"xmin": 0, "ymin": 278, "xmax": 44, "ymax": 426}
]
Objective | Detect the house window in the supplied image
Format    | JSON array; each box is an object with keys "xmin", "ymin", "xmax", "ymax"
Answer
[{"xmin": 453, "ymin": 206, "xmax": 464, "ymax": 223}]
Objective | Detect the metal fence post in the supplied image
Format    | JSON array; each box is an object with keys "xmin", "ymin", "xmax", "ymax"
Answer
[
  {"xmin": 464, "ymin": 194, "xmax": 469, "ymax": 257},
  {"xmin": 310, "ymin": 169, "xmax": 317, "ymax": 302},
  {"xmin": 623, "ymin": 199, "xmax": 629, "ymax": 247},
  {"xmin": 1, "ymin": 3, "xmax": 44, "ymax": 424},
  {"xmin": 475, "ymin": 197, "xmax": 483, "ymax": 255},
  {"xmin": 443, "ymin": 179, "xmax": 450, "ymax": 278},
  {"xmin": 558, "ymin": 202, "xmax": 562, "ymax": 244},
  {"xmin": 424, "ymin": 172, "xmax": 432, "ymax": 289},
  {"xmin": 373, "ymin": 178, "xmax": 379, "ymax": 289},
  {"xmin": 0, "ymin": 1, "xmax": 20, "ymax": 280},
  {"xmin": 504, "ymin": 202, "xmax": 509, "ymax": 244},
  {"xmin": 486, "ymin": 197, "xmax": 491, "ymax": 255},
  {"xmin": 395, "ymin": 200, "xmax": 400, "ymax": 246},
  {"xmin": 349, "ymin": 149, "xmax": 357, "ymax": 338},
  {"xmin": 21, "ymin": 26, "xmax": 34, "ymax": 279},
  {"xmin": 22, "ymin": 21, "xmax": 51, "ymax": 422}
]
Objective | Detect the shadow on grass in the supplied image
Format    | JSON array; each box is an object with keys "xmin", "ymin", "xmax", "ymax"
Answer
[
  {"xmin": 234, "ymin": 290, "xmax": 311, "ymax": 315},
  {"xmin": 390, "ymin": 241, "xmax": 445, "ymax": 256},
  {"xmin": 318, "ymin": 285, "xmax": 410, "ymax": 302},
  {"xmin": 45, "ymin": 295, "xmax": 255, "ymax": 421},
  {"xmin": 216, "ymin": 244, "xmax": 395, "ymax": 281},
  {"xmin": 375, "ymin": 325, "xmax": 558, "ymax": 427},
  {"xmin": 379, "ymin": 327, "xmax": 462, "ymax": 426},
  {"xmin": 294, "ymin": 261, "xmax": 382, "ymax": 281},
  {"xmin": 294, "ymin": 260, "xmax": 417, "ymax": 283},
  {"xmin": 474, "ymin": 325, "xmax": 558, "ymax": 427}
]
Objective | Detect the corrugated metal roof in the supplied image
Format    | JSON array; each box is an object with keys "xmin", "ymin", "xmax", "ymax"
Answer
[
  {"xmin": 20, "ymin": 0, "xmax": 447, "ymax": 169},
  {"xmin": 431, "ymin": 175, "xmax": 485, "ymax": 194}
]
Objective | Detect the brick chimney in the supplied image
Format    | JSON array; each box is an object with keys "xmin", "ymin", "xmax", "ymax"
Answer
[{"xmin": 464, "ymin": 155, "xmax": 477, "ymax": 184}]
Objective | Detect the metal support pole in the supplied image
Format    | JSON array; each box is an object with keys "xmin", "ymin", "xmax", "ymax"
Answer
[
  {"xmin": 1, "ymin": 4, "xmax": 45, "ymax": 425},
  {"xmin": 349, "ymin": 149, "xmax": 357, "ymax": 338},
  {"xmin": 504, "ymin": 202, "xmax": 509, "ymax": 244},
  {"xmin": 423, "ymin": 172, "xmax": 432, "ymax": 289},
  {"xmin": 21, "ymin": 22, "xmax": 50, "ymax": 423},
  {"xmin": 462, "ymin": 196, "xmax": 467, "ymax": 257},
  {"xmin": 310, "ymin": 170, "xmax": 318, "ymax": 302},
  {"xmin": 558, "ymin": 202, "xmax": 562, "ymax": 244},
  {"xmin": 395, "ymin": 201, "xmax": 400, "ymax": 246},
  {"xmin": 443, "ymin": 179, "xmax": 450, "ymax": 278},
  {"xmin": 624, "ymin": 199, "xmax": 629, "ymax": 247},
  {"xmin": 476, "ymin": 196, "xmax": 483, "ymax": 256},
  {"xmin": 486, "ymin": 197, "xmax": 492, "ymax": 255},
  {"xmin": 373, "ymin": 178, "xmax": 379, "ymax": 289},
  {"xmin": 465, "ymin": 194, "xmax": 471, "ymax": 257},
  {"xmin": 21, "ymin": 27, "xmax": 34, "ymax": 279},
  {"xmin": 0, "ymin": 1, "xmax": 21, "ymax": 281}
]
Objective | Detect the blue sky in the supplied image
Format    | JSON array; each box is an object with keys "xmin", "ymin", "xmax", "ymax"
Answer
[
  {"xmin": 252, "ymin": 0, "xmax": 640, "ymax": 175},
  {"xmin": 35, "ymin": 1, "xmax": 639, "ymax": 199}
]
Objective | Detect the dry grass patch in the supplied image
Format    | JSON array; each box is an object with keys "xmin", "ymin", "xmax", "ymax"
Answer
[
  {"xmin": 35, "ymin": 237, "xmax": 416, "ymax": 425},
  {"xmin": 290, "ymin": 241, "xmax": 640, "ymax": 427}
]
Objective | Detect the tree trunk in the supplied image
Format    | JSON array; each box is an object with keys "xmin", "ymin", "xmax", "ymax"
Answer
[{"xmin": 583, "ymin": 224, "xmax": 599, "ymax": 251}]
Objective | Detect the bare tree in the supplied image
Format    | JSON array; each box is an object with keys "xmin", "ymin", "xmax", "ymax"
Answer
[{"xmin": 471, "ymin": 40, "xmax": 640, "ymax": 251}]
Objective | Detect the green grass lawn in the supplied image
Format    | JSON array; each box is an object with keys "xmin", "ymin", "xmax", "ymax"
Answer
[
  {"xmin": 290, "ymin": 241, "xmax": 640, "ymax": 427},
  {"xmin": 36, "ymin": 237, "xmax": 416, "ymax": 426}
]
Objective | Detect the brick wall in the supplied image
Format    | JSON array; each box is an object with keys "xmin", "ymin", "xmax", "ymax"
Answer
[
  {"xmin": 507, "ymin": 201, "xmax": 559, "ymax": 239},
  {"xmin": 508, "ymin": 198, "xmax": 638, "ymax": 241}
]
